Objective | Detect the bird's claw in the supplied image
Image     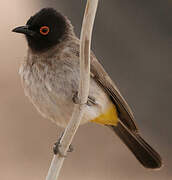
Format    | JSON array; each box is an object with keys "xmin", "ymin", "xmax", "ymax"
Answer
[
  {"xmin": 53, "ymin": 134, "xmax": 74, "ymax": 157},
  {"xmin": 73, "ymin": 91, "xmax": 97, "ymax": 106}
]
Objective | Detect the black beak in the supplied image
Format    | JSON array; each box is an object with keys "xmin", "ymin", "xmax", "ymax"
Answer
[{"xmin": 12, "ymin": 25, "xmax": 35, "ymax": 36}]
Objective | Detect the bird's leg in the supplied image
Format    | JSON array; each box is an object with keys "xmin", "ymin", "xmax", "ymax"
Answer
[
  {"xmin": 73, "ymin": 91, "xmax": 98, "ymax": 106},
  {"xmin": 53, "ymin": 132, "xmax": 74, "ymax": 156}
]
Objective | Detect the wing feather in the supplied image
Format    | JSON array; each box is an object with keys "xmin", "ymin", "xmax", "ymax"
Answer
[
  {"xmin": 70, "ymin": 41, "xmax": 138, "ymax": 132},
  {"xmin": 90, "ymin": 53, "xmax": 138, "ymax": 132}
]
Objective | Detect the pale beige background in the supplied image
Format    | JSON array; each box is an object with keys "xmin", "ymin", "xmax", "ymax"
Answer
[{"xmin": 0, "ymin": 0, "xmax": 171, "ymax": 179}]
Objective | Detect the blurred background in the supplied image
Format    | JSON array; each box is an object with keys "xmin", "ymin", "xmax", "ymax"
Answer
[{"xmin": 0, "ymin": 0, "xmax": 172, "ymax": 179}]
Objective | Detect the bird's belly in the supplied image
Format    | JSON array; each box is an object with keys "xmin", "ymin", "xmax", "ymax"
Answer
[{"xmin": 19, "ymin": 62, "xmax": 118, "ymax": 128}]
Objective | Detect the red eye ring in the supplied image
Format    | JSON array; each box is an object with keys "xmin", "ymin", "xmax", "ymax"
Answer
[{"xmin": 40, "ymin": 26, "xmax": 50, "ymax": 35}]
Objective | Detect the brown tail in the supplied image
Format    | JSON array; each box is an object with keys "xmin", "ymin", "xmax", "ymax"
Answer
[{"xmin": 108, "ymin": 121, "xmax": 162, "ymax": 169}]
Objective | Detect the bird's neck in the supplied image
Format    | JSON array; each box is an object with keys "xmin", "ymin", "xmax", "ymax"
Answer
[{"xmin": 27, "ymin": 32, "xmax": 78, "ymax": 65}]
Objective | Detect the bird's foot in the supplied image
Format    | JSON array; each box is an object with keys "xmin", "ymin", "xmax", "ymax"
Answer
[
  {"xmin": 72, "ymin": 91, "xmax": 97, "ymax": 106},
  {"xmin": 53, "ymin": 133, "xmax": 74, "ymax": 157}
]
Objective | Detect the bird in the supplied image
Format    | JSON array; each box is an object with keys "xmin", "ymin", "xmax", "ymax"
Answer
[{"xmin": 12, "ymin": 8, "xmax": 162, "ymax": 169}]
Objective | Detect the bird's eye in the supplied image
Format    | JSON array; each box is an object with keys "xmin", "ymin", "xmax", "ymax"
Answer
[{"xmin": 40, "ymin": 26, "xmax": 50, "ymax": 35}]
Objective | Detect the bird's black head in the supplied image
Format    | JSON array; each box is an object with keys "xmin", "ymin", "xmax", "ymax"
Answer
[{"xmin": 12, "ymin": 8, "xmax": 69, "ymax": 52}]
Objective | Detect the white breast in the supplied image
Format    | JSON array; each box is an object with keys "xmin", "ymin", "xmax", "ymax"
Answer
[{"xmin": 19, "ymin": 55, "xmax": 112, "ymax": 128}]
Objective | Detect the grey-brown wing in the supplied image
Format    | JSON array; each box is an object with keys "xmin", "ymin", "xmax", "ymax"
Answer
[
  {"xmin": 69, "ymin": 40, "xmax": 138, "ymax": 132},
  {"xmin": 90, "ymin": 54, "xmax": 138, "ymax": 132}
]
